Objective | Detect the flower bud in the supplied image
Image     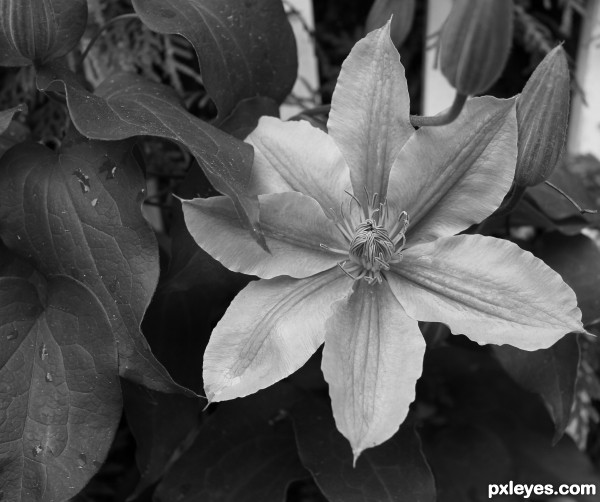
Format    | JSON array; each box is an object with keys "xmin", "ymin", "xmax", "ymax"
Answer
[
  {"xmin": 515, "ymin": 46, "xmax": 570, "ymax": 187},
  {"xmin": 0, "ymin": 0, "xmax": 88, "ymax": 67},
  {"xmin": 440, "ymin": 0, "xmax": 513, "ymax": 95},
  {"xmin": 365, "ymin": 0, "xmax": 415, "ymax": 47}
]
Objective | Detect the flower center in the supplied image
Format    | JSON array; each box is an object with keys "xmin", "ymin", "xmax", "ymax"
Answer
[
  {"xmin": 348, "ymin": 219, "xmax": 395, "ymax": 271},
  {"xmin": 323, "ymin": 189, "xmax": 409, "ymax": 285}
]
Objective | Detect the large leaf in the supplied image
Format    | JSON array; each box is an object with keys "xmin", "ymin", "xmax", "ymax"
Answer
[
  {"xmin": 421, "ymin": 423, "xmax": 516, "ymax": 502},
  {"xmin": 125, "ymin": 245, "xmax": 247, "ymax": 496},
  {"xmin": 491, "ymin": 232, "xmax": 600, "ymax": 439},
  {"xmin": 0, "ymin": 138, "xmax": 185, "ymax": 393},
  {"xmin": 122, "ymin": 382, "xmax": 202, "ymax": 499},
  {"xmin": 493, "ymin": 335, "xmax": 580, "ymax": 442},
  {"xmin": 0, "ymin": 0, "xmax": 87, "ymax": 66},
  {"xmin": 421, "ymin": 346, "xmax": 600, "ymax": 502},
  {"xmin": 0, "ymin": 244, "xmax": 121, "ymax": 501},
  {"xmin": 292, "ymin": 397, "xmax": 436, "ymax": 502},
  {"xmin": 36, "ymin": 64, "xmax": 266, "ymax": 248},
  {"xmin": 131, "ymin": 0, "xmax": 297, "ymax": 120},
  {"xmin": 154, "ymin": 383, "xmax": 308, "ymax": 502}
]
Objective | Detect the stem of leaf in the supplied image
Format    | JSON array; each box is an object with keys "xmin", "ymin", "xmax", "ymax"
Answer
[
  {"xmin": 79, "ymin": 13, "xmax": 141, "ymax": 65},
  {"xmin": 409, "ymin": 93, "xmax": 467, "ymax": 127},
  {"xmin": 543, "ymin": 181, "xmax": 598, "ymax": 215}
]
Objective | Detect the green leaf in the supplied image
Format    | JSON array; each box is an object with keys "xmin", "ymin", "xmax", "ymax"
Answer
[
  {"xmin": 0, "ymin": 244, "xmax": 121, "ymax": 501},
  {"xmin": 154, "ymin": 384, "xmax": 308, "ymax": 502},
  {"xmin": 131, "ymin": 0, "xmax": 297, "ymax": 119},
  {"xmin": 292, "ymin": 397, "xmax": 436, "ymax": 502},
  {"xmin": 0, "ymin": 138, "xmax": 186, "ymax": 394},
  {"xmin": 493, "ymin": 335, "xmax": 580, "ymax": 442},
  {"xmin": 0, "ymin": 0, "xmax": 87, "ymax": 66},
  {"xmin": 36, "ymin": 63, "xmax": 267, "ymax": 249}
]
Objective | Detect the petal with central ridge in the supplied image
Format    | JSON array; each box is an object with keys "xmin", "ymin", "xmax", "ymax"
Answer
[
  {"xmin": 322, "ymin": 280, "xmax": 425, "ymax": 462},
  {"xmin": 204, "ymin": 268, "xmax": 353, "ymax": 401},
  {"xmin": 388, "ymin": 234, "xmax": 584, "ymax": 350},
  {"xmin": 182, "ymin": 192, "xmax": 348, "ymax": 279},
  {"xmin": 387, "ymin": 97, "xmax": 517, "ymax": 246},
  {"xmin": 245, "ymin": 116, "xmax": 351, "ymax": 213},
  {"xmin": 328, "ymin": 22, "xmax": 414, "ymax": 209}
]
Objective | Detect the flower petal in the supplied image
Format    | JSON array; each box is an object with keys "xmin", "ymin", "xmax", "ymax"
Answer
[
  {"xmin": 388, "ymin": 234, "xmax": 584, "ymax": 350},
  {"xmin": 321, "ymin": 280, "xmax": 425, "ymax": 461},
  {"xmin": 204, "ymin": 269, "xmax": 353, "ymax": 401},
  {"xmin": 182, "ymin": 192, "xmax": 348, "ymax": 279},
  {"xmin": 327, "ymin": 22, "xmax": 414, "ymax": 207},
  {"xmin": 245, "ymin": 116, "xmax": 351, "ymax": 212},
  {"xmin": 388, "ymin": 97, "xmax": 517, "ymax": 246}
]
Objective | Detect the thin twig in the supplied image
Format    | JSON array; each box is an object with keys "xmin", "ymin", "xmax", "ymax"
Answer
[{"xmin": 544, "ymin": 181, "xmax": 598, "ymax": 214}]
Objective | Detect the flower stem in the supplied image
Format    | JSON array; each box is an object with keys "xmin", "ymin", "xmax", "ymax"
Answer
[
  {"xmin": 79, "ymin": 13, "xmax": 141, "ymax": 65},
  {"xmin": 543, "ymin": 181, "xmax": 598, "ymax": 215},
  {"xmin": 409, "ymin": 93, "xmax": 468, "ymax": 127}
]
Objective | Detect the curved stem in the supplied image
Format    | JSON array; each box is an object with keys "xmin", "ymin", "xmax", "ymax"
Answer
[
  {"xmin": 79, "ymin": 13, "xmax": 141, "ymax": 65},
  {"xmin": 409, "ymin": 92, "xmax": 468, "ymax": 127},
  {"xmin": 544, "ymin": 181, "xmax": 598, "ymax": 215}
]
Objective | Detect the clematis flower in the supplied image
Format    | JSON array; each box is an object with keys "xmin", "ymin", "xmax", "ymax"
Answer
[{"xmin": 182, "ymin": 24, "xmax": 584, "ymax": 461}]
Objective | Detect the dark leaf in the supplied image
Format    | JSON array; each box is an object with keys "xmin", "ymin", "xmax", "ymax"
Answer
[
  {"xmin": 0, "ymin": 0, "xmax": 87, "ymax": 66},
  {"xmin": 161, "ymin": 162, "xmax": 249, "ymax": 297},
  {"xmin": 524, "ymin": 160, "xmax": 600, "ymax": 232},
  {"xmin": 421, "ymin": 423, "xmax": 516, "ymax": 502},
  {"xmin": 122, "ymin": 382, "xmax": 203, "ymax": 499},
  {"xmin": 534, "ymin": 232, "xmax": 600, "ymax": 327},
  {"xmin": 154, "ymin": 383, "xmax": 308, "ymax": 502},
  {"xmin": 124, "ymin": 171, "xmax": 249, "ymax": 496},
  {"xmin": 0, "ymin": 120, "xmax": 30, "ymax": 158},
  {"xmin": 0, "ymin": 138, "xmax": 186, "ymax": 394},
  {"xmin": 292, "ymin": 397, "xmax": 436, "ymax": 502},
  {"xmin": 219, "ymin": 96, "xmax": 280, "ymax": 139},
  {"xmin": 0, "ymin": 105, "xmax": 26, "ymax": 133},
  {"xmin": 422, "ymin": 346, "xmax": 600, "ymax": 502},
  {"xmin": 131, "ymin": 0, "xmax": 297, "ymax": 119},
  {"xmin": 0, "ymin": 244, "xmax": 121, "ymax": 501},
  {"xmin": 36, "ymin": 63, "xmax": 267, "ymax": 249},
  {"xmin": 493, "ymin": 335, "xmax": 580, "ymax": 442},
  {"xmin": 0, "ymin": 105, "xmax": 29, "ymax": 158},
  {"xmin": 486, "ymin": 409, "xmax": 600, "ymax": 502}
]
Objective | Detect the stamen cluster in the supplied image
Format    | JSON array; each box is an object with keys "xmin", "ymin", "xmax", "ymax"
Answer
[{"xmin": 322, "ymin": 188, "xmax": 409, "ymax": 284}]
